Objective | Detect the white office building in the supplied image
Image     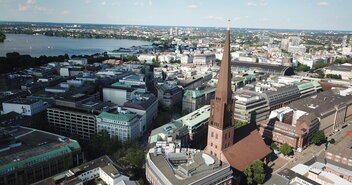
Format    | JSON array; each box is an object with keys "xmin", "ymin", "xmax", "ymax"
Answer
[
  {"xmin": 2, "ymin": 98, "xmax": 46, "ymax": 116},
  {"xmin": 96, "ymin": 109, "xmax": 142, "ymax": 142}
]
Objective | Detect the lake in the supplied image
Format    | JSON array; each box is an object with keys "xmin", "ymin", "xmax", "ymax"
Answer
[{"xmin": 0, "ymin": 34, "xmax": 152, "ymax": 57}]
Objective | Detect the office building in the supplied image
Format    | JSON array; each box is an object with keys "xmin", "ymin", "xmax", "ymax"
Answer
[
  {"xmin": 157, "ymin": 83, "xmax": 183, "ymax": 108},
  {"xmin": 266, "ymin": 85, "xmax": 301, "ymax": 111},
  {"xmin": 323, "ymin": 130, "xmax": 352, "ymax": 182},
  {"xmin": 47, "ymin": 94, "xmax": 114, "ymax": 140},
  {"xmin": 0, "ymin": 126, "xmax": 81, "ymax": 185},
  {"xmin": 103, "ymin": 82, "xmax": 145, "ymax": 106},
  {"xmin": 149, "ymin": 121, "xmax": 189, "ymax": 148},
  {"xmin": 2, "ymin": 98, "xmax": 47, "ymax": 116},
  {"xmin": 259, "ymin": 107, "xmax": 320, "ymax": 149},
  {"xmin": 119, "ymin": 74, "xmax": 146, "ymax": 87},
  {"xmin": 123, "ymin": 92, "xmax": 158, "ymax": 131},
  {"xmin": 145, "ymin": 140, "xmax": 234, "ymax": 185},
  {"xmin": 231, "ymin": 61, "xmax": 294, "ymax": 76},
  {"xmin": 233, "ymin": 90, "xmax": 270, "ymax": 124},
  {"xmin": 193, "ymin": 53, "xmax": 216, "ymax": 65},
  {"xmin": 288, "ymin": 90, "xmax": 352, "ymax": 134},
  {"xmin": 182, "ymin": 87, "xmax": 215, "ymax": 113},
  {"xmin": 96, "ymin": 108, "xmax": 142, "ymax": 142},
  {"xmin": 68, "ymin": 58, "xmax": 88, "ymax": 65},
  {"xmin": 34, "ymin": 155, "xmax": 136, "ymax": 185},
  {"xmin": 175, "ymin": 105, "xmax": 210, "ymax": 149},
  {"xmin": 150, "ymin": 105, "xmax": 211, "ymax": 149},
  {"xmin": 324, "ymin": 64, "xmax": 352, "ymax": 80}
]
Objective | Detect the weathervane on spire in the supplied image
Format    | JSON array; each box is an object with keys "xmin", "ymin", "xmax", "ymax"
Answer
[{"xmin": 227, "ymin": 19, "xmax": 230, "ymax": 30}]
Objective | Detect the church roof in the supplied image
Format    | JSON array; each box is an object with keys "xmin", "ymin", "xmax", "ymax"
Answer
[{"xmin": 222, "ymin": 124, "xmax": 272, "ymax": 171}]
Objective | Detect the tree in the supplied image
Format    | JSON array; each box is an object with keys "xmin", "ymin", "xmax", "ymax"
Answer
[
  {"xmin": 234, "ymin": 120, "xmax": 248, "ymax": 129},
  {"xmin": 125, "ymin": 147, "xmax": 145, "ymax": 167},
  {"xmin": 329, "ymin": 138, "xmax": 335, "ymax": 144},
  {"xmin": 271, "ymin": 142, "xmax": 278, "ymax": 150},
  {"xmin": 311, "ymin": 130, "xmax": 326, "ymax": 145},
  {"xmin": 326, "ymin": 74, "xmax": 342, "ymax": 79},
  {"xmin": 294, "ymin": 63, "xmax": 311, "ymax": 72},
  {"xmin": 0, "ymin": 32, "xmax": 5, "ymax": 42},
  {"xmin": 243, "ymin": 166, "xmax": 253, "ymax": 184},
  {"xmin": 279, "ymin": 143, "xmax": 292, "ymax": 156},
  {"xmin": 243, "ymin": 160, "xmax": 266, "ymax": 184},
  {"xmin": 315, "ymin": 70, "xmax": 325, "ymax": 78}
]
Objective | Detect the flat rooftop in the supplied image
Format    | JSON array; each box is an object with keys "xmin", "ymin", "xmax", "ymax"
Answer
[
  {"xmin": 3, "ymin": 98, "xmax": 40, "ymax": 105},
  {"xmin": 34, "ymin": 155, "xmax": 125, "ymax": 185},
  {"xmin": 148, "ymin": 147, "xmax": 231, "ymax": 185},
  {"xmin": 176, "ymin": 105, "xmax": 210, "ymax": 128},
  {"xmin": 0, "ymin": 127, "xmax": 80, "ymax": 174},
  {"xmin": 288, "ymin": 90, "xmax": 352, "ymax": 116},
  {"xmin": 326, "ymin": 130, "xmax": 352, "ymax": 160}
]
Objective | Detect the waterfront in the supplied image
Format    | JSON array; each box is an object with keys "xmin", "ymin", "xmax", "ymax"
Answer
[{"xmin": 0, "ymin": 34, "xmax": 152, "ymax": 57}]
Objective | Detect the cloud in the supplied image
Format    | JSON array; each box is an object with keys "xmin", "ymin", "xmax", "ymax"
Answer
[
  {"xmin": 111, "ymin": 2, "xmax": 120, "ymax": 6},
  {"xmin": 61, "ymin": 10, "xmax": 70, "ymax": 15},
  {"xmin": 27, "ymin": 0, "xmax": 36, "ymax": 4},
  {"xmin": 317, "ymin": 2, "xmax": 329, "ymax": 6},
  {"xmin": 247, "ymin": 0, "xmax": 268, "ymax": 7},
  {"xmin": 18, "ymin": 4, "xmax": 31, "ymax": 11},
  {"xmin": 247, "ymin": 2, "xmax": 257, "ymax": 6},
  {"xmin": 187, "ymin": 4, "xmax": 198, "ymax": 9},
  {"xmin": 18, "ymin": 3, "xmax": 46, "ymax": 12},
  {"xmin": 101, "ymin": 1, "xmax": 106, "ymax": 6},
  {"xmin": 260, "ymin": 18, "xmax": 269, "ymax": 22},
  {"xmin": 205, "ymin": 16, "xmax": 224, "ymax": 21},
  {"xmin": 134, "ymin": 2, "xmax": 144, "ymax": 6},
  {"xmin": 233, "ymin": 16, "xmax": 249, "ymax": 21},
  {"xmin": 259, "ymin": 0, "xmax": 268, "ymax": 6},
  {"xmin": 149, "ymin": 0, "xmax": 152, "ymax": 6}
]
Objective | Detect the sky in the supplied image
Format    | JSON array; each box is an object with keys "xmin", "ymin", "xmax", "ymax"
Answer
[{"xmin": 0, "ymin": 0, "xmax": 351, "ymax": 31}]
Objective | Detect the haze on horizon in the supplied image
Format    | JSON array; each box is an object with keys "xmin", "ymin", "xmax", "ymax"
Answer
[{"xmin": 0, "ymin": 0, "xmax": 351, "ymax": 31}]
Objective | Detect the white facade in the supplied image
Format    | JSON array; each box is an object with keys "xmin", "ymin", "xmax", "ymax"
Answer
[
  {"xmin": 68, "ymin": 58, "xmax": 88, "ymax": 65},
  {"xmin": 103, "ymin": 88, "xmax": 129, "ymax": 105},
  {"xmin": 3, "ymin": 99, "xmax": 46, "ymax": 116},
  {"xmin": 193, "ymin": 54, "xmax": 215, "ymax": 65},
  {"xmin": 181, "ymin": 54, "xmax": 193, "ymax": 64},
  {"xmin": 138, "ymin": 54, "xmax": 156, "ymax": 62},
  {"xmin": 288, "ymin": 44, "xmax": 306, "ymax": 54},
  {"xmin": 96, "ymin": 111, "xmax": 141, "ymax": 142}
]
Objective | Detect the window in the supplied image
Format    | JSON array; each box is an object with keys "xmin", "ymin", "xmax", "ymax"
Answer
[
  {"xmin": 215, "ymin": 134, "xmax": 218, "ymax": 139},
  {"xmin": 215, "ymin": 145, "xmax": 217, "ymax": 149},
  {"xmin": 211, "ymin": 142, "xmax": 213, "ymax": 146},
  {"xmin": 211, "ymin": 132, "xmax": 214, "ymax": 137}
]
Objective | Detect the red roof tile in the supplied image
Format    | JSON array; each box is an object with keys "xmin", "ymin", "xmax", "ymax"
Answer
[{"xmin": 222, "ymin": 129, "xmax": 271, "ymax": 171}]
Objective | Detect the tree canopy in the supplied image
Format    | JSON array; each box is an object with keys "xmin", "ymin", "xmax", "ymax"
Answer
[
  {"xmin": 279, "ymin": 143, "xmax": 292, "ymax": 156},
  {"xmin": 294, "ymin": 63, "xmax": 311, "ymax": 72},
  {"xmin": 0, "ymin": 32, "xmax": 5, "ymax": 42},
  {"xmin": 234, "ymin": 120, "xmax": 248, "ymax": 129},
  {"xmin": 243, "ymin": 160, "xmax": 266, "ymax": 185},
  {"xmin": 311, "ymin": 130, "xmax": 326, "ymax": 145}
]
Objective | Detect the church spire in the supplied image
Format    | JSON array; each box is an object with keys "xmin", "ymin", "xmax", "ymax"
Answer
[
  {"xmin": 215, "ymin": 23, "xmax": 232, "ymax": 103},
  {"xmin": 205, "ymin": 24, "xmax": 235, "ymax": 158}
]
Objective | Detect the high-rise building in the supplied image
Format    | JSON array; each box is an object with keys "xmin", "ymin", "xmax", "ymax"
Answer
[{"xmin": 204, "ymin": 25, "xmax": 271, "ymax": 173}]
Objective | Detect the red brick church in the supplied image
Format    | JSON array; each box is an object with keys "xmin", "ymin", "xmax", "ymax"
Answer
[{"xmin": 204, "ymin": 25, "xmax": 271, "ymax": 173}]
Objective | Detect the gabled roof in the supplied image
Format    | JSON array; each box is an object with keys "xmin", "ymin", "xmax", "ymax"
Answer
[{"xmin": 222, "ymin": 124, "xmax": 271, "ymax": 171}]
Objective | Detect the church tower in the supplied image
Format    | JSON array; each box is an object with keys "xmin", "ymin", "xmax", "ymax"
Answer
[{"xmin": 205, "ymin": 24, "xmax": 235, "ymax": 158}]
